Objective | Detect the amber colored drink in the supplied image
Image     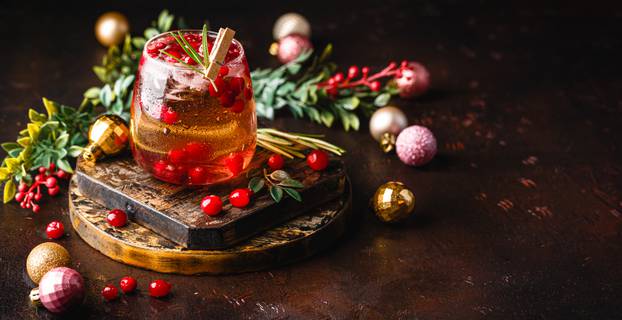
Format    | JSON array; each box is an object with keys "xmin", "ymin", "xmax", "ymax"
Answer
[{"xmin": 130, "ymin": 30, "xmax": 256, "ymax": 185}]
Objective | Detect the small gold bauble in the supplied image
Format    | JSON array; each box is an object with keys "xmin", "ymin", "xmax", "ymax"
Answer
[
  {"xmin": 371, "ymin": 181, "xmax": 415, "ymax": 223},
  {"xmin": 95, "ymin": 11, "xmax": 130, "ymax": 47},
  {"xmin": 82, "ymin": 114, "xmax": 130, "ymax": 163},
  {"xmin": 26, "ymin": 242, "xmax": 71, "ymax": 284}
]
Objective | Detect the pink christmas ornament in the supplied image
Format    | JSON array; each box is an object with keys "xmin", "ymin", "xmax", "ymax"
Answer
[
  {"xmin": 395, "ymin": 62, "xmax": 430, "ymax": 98},
  {"xmin": 396, "ymin": 125, "xmax": 437, "ymax": 166},
  {"xmin": 37, "ymin": 267, "xmax": 85, "ymax": 313},
  {"xmin": 277, "ymin": 34, "xmax": 313, "ymax": 64}
]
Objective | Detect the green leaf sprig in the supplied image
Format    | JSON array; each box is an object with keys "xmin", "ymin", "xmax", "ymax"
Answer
[
  {"xmin": 251, "ymin": 45, "xmax": 400, "ymax": 131},
  {"xmin": 248, "ymin": 169, "xmax": 304, "ymax": 203}
]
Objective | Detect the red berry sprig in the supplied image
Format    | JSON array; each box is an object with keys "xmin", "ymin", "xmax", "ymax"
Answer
[
  {"xmin": 317, "ymin": 60, "xmax": 413, "ymax": 97},
  {"xmin": 15, "ymin": 163, "xmax": 69, "ymax": 213}
]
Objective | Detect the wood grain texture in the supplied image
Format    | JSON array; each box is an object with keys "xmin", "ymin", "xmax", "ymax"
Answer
[
  {"xmin": 75, "ymin": 155, "xmax": 346, "ymax": 249},
  {"xmin": 69, "ymin": 177, "xmax": 351, "ymax": 274}
]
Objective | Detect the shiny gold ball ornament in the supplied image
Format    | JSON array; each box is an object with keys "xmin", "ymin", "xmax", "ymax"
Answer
[
  {"xmin": 272, "ymin": 12, "xmax": 311, "ymax": 40},
  {"xmin": 26, "ymin": 242, "xmax": 71, "ymax": 284},
  {"xmin": 369, "ymin": 106, "xmax": 408, "ymax": 153},
  {"xmin": 371, "ymin": 181, "xmax": 416, "ymax": 223},
  {"xmin": 82, "ymin": 114, "xmax": 130, "ymax": 163},
  {"xmin": 95, "ymin": 12, "xmax": 130, "ymax": 47}
]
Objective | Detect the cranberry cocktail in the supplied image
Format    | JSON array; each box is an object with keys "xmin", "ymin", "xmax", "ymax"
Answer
[{"xmin": 130, "ymin": 30, "xmax": 256, "ymax": 185}]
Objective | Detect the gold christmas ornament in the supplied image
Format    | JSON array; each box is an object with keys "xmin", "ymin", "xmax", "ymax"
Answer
[
  {"xmin": 26, "ymin": 242, "xmax": 71, "ymax": 284},
  {"xmin": 369, "ymin": 106, "xmax": 408, "ymax": 153},
  {"xmin": 272, "ymin": 12, "xmax": 311, "ymax": 40},
  {"xmin": 95, "ymin": 11, "xmax": 130, "ymax": 47},
  {"xmin": 82, "ymin": 114, "xmax": 129, "ymax": 163},
  {"xmin": 371, "ymin": 181, "xmax": 415, "ymax": 223}
]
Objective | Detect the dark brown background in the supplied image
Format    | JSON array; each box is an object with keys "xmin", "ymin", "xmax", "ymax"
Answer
[{"xmin": 1, "ymin": 0, "xmax": 622, "ymax": 319}]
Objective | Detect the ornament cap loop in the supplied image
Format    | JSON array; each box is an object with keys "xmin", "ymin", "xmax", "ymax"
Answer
[
  {"xmin": 30, "ymin": 288, "xmax": 42, "ymax": 306},
  {"xmin": 82, "ymin": 144, "xmax": 103, "ymax": 163},
  {"xmin": 380, "ymin": 132, "xmax": 396, "ymax": 153}
]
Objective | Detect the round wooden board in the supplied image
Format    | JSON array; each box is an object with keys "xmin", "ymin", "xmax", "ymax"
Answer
[{"xmin": 69, "ymin": 178, "xmax": 351, "ymax": 275}]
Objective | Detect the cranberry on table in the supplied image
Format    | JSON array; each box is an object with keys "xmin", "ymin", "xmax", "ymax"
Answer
[
  {"xmin": 106, "ymin": 209, "xmax": 128, "ymax": 227},
  {"xmin": 46, "ymin": 221, "xmax": 64, "ymax": 239},
  {"xmin": 149, "ymin": 279, "xmax": 172, "ymax": 298},
  {"xmin": 307, "ymin": 150, "xmax": 329, "ymax": 171},
  {"xmin": 119, "ymin": 276, "xmax": 137, "ymax": 294},
  {"xmin": 102, "ymin": 284, "xmax": 118, "ymax": 301},
  {"xmin": 201, "ymin": 195, "xmax": 222, "ymax": 216},
  {"xmin": 267, "ymin": 154, "xmax": 285, "ymax": 170},
  {"xmin": 229, "ymin": 188, "xmax": 252, "ymax": 208}
]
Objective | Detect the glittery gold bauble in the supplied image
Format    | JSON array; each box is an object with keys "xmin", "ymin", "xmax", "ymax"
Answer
[
  {"xmin": 371, "ymin": 181, "xmax": 415, "ymax": 223},
  {"xmin": 26, "ymin": 242, "xmax": 71, "ymax": 284},
  {"xmin": 82, "ymin": 114, "xmax": 129, "ymax": 163},
  {"xmin": 95, "ymin": 12, "xmax": 130, "ymax": 47}
]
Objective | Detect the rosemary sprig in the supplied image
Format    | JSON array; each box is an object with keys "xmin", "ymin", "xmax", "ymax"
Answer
[
  {"xmin": 256, "ymin": 128, "xmax": 345, "ymax": 159},
  {"xmin": 161, "ymin": 24, "xmax": 212, "ymax": 78}
]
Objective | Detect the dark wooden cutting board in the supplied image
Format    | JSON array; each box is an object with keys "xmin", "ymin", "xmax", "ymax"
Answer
[{"xmin": 74, "ymin": 153, "xmax": 347, "ymax": 249}]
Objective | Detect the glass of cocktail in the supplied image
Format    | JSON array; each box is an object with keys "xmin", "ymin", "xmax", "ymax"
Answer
[{"xmin": 130, "ymin": 30, "xmax": 256, "ymax": 185}]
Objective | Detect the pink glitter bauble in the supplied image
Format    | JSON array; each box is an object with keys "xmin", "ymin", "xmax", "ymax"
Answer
[
  {"xmin": 277, "ymin": 34, "xmax": 313, "ymax": 63},
  {"xmin": 396, "ymin": 125, "xmax": 437, "ymax": 166},
  {"xmin": 38, "ymin": 267, "xmax": 85, "ymax": 313},
  {"xmin": 395, "ymin": 62, "xmax": 430, "ymax": 98}
]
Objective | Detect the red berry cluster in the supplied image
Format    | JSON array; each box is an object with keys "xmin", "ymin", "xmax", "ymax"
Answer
[
  {"xmin": 15, "ymin": 164, "xmax": 69, "ymax": 213},
  {"xmin": 102, "ymin": 276, "xmax": 169, "ymax": 301},
  {"xmin": 146, "ymin": 33, "xmax": 240, "ymax": 64},
  {"xmin": 318, "ymin": 60, "xmax": 413, "ymax": 98}
]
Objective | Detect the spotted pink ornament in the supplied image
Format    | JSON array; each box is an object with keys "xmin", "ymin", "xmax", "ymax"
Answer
[
  {"xmin": 395, "ymin": 62, "xmax": 430, "ymax": 98},
  {"xmin": 277, "ymin": 34, "xmax": 313, "ymax": 63},
  {"xmin": 37, "ymin": 267, "xmax": 85, "ymax": 313},
  {"xmin": 395, "ymin": 125, "xmax": 437, "ymax": 166}
]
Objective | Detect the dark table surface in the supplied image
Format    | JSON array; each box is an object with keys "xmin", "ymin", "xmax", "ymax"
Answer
[{"xmin": 2, "ymin": 1, "xmax": 622, "ymax": 319}]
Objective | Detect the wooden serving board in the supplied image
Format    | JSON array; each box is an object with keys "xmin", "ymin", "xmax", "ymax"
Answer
[
  {"xmin": 69, "ymin": 177, "xmax": 352, "ymax": 274},
  {"xmin": 74, "ymin": 155, "xmax": 346, "ymax": 249}
]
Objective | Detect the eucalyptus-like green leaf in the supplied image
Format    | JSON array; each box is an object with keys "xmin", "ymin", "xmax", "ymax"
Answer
[
  {"xmin": 100, "ymin": 85, "xmax": 113, "ymax": 107},
  {"xmin": 1, "ymin": 143, "xmax": 20, "ymax": 152},
  {"xmin": 56, "ymin": 159, "xmax": 74, "ymax": 174},
  {"xmin": 282, "ymin": 187, "xmax": 302, "ymax": 202},
  {"xmin": 269, "ymin": 185, "xmax": 283, "ymax": 203},
  {"xmin": 3, "ymin": 179, "xmax": 16, "ymax": 204},
  {"xmin": 54, "ymin": 132, "xmax": 69, "ymax": 149},
  {"xmin": 374, "ymin": 92, "xmax": 391, "ymax": 107},
  {"xmin": 270, "ymin": 170, "xmax": 290, "ymax": 181},
  {"xmin": 144, "ymin": 27, "xmax": 160, "ymax": 40},
  {"xmin": 320, "ymin": 111, "xmax": 334, "ymax": 127},
  {"xmin": 248, "ymin": 176, "xmax": 265, "ymax": 193},
  {"xmin": 132, "ymin": 37, "xmax": 146, "ymax": 49},
  {"xmin": 279, "ymin": 178, "xmax": 304, "ymax": 189},
  {"xmin": 84, "ymin": 87, "xmax": 101, "ymax": 99}
]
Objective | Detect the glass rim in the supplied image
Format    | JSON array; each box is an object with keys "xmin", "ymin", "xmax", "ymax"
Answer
[{"xmin": 143, "ymin": 29, "xmax": 245, "ymax": 69}]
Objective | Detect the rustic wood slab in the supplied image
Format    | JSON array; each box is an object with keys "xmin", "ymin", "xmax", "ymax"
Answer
[
  {"xmin": 74, "ymin": 154, "xmax": 346, "ymax": 249},
  {"xmin": 69, "ymin": 177, "xmax": 351, "ymax": 274}
]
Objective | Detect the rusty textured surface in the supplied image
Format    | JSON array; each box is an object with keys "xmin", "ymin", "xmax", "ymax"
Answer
[
  {"xmin": 75, "ymin": 156, "xmax": 346, "ymax": 249},
  {"xmin": 1, "ymin": 1, "xmax": 622, "ymax": 319}
]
